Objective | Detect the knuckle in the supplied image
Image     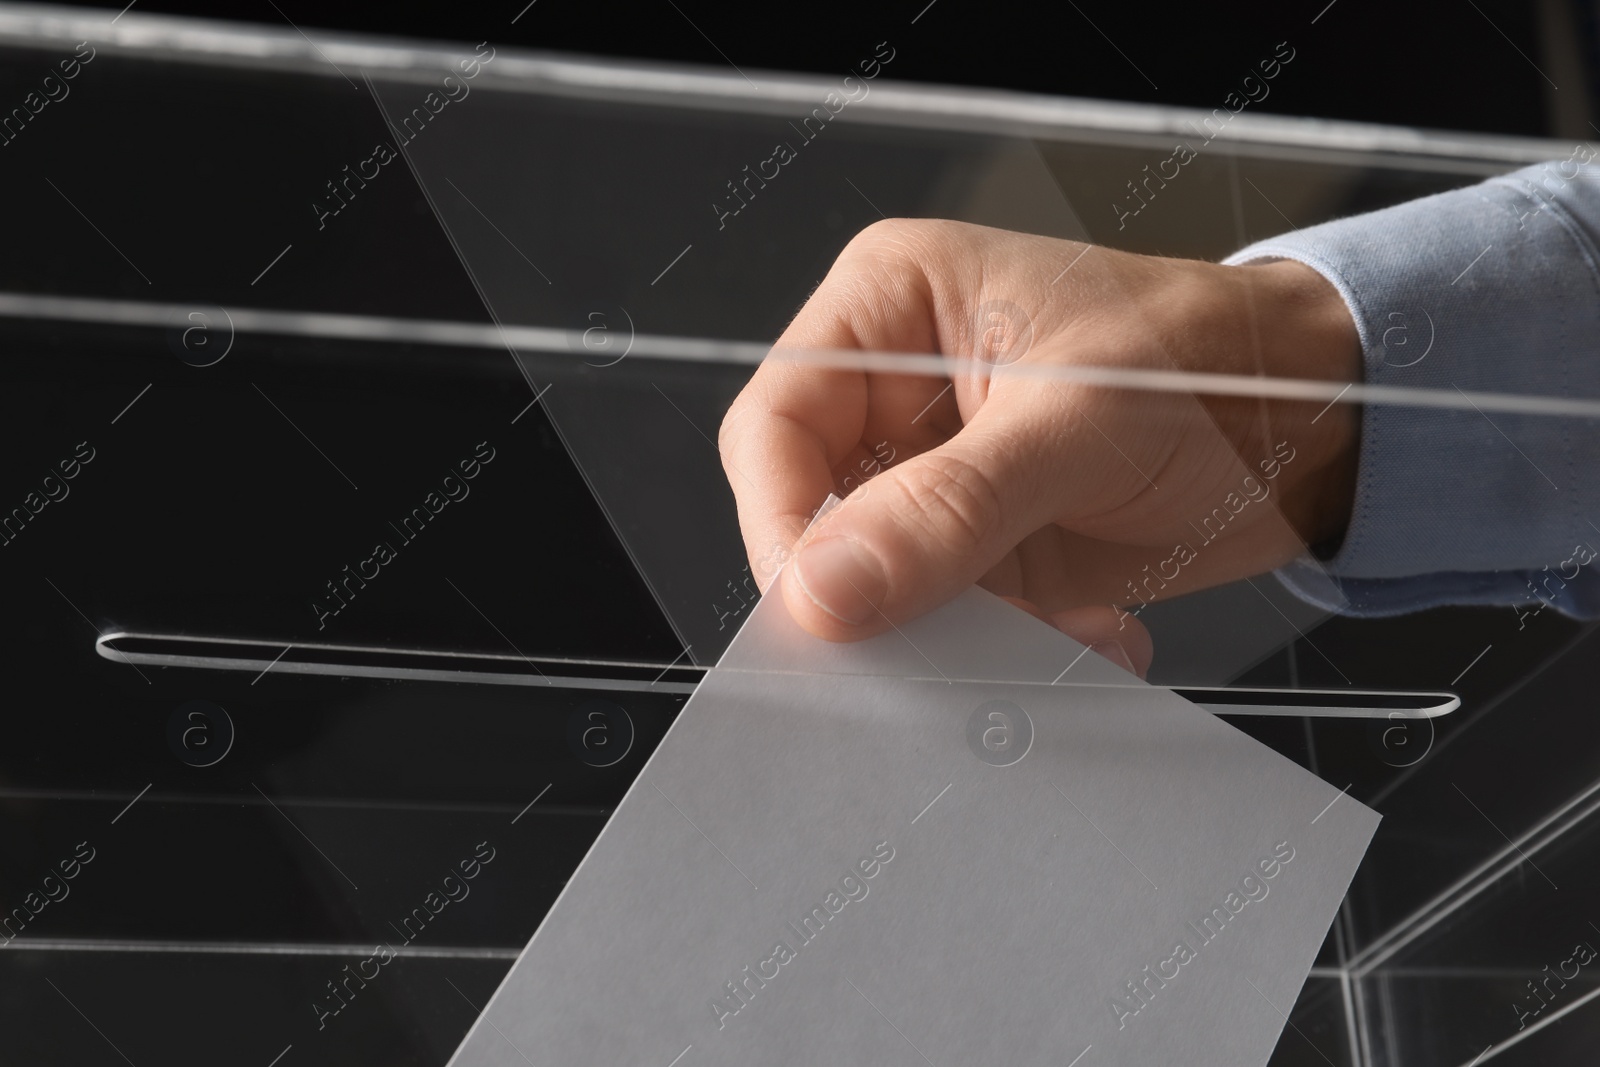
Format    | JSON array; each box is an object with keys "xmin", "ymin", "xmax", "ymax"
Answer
[
  {"xmin": 845, "ymin": 216, "xmax": 914, "ymax": 251},
  {"xmin": 890, "ymin": 454, "xmax": 1002, "ymax": 558},
  {"xmin": 822, "ymin": 220, "xmax": 959, "ymax": 337},
  {"xmin": 715, "ymin": 409, "xmax": 740, "ymax": 469},
  {"xmin": 840, "ymin": 217, "xmax": 946, "ymax": 266},
  {"xmin": 716, "ymin": 404, "xmax": 738, "ymax": 455}
]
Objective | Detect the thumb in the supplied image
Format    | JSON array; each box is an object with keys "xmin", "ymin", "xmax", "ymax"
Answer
[{"xmin": 780, "ymin": 417, "xmax": 1051, "ymax": 641}]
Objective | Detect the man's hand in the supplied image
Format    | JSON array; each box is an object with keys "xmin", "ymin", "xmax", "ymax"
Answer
[{"xmin": 718, "ymin": 220, "xmax": 1361, "ymax": 676}]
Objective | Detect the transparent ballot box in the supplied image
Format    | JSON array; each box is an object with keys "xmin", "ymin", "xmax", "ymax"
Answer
[{"xmin": 0, "ymin": 6, "xmax": 1593, "ymax": 1066}]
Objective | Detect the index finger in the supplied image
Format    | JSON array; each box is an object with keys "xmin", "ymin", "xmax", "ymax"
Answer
[
  {"xmin": 718, "ymin": 357, "xmax": 865, "ymax": 590},
  {"xmin": 718, "ymin": 226, "xmax": 943, "ymax": 588}
]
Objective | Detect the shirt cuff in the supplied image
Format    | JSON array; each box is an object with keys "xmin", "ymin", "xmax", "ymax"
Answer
[{"xmin": 1221, "ymin": 160, "xmax": 1600, "ymax": 615}]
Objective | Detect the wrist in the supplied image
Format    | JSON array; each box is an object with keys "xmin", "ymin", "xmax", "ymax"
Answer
[{"xmin": 1239, "ymin": 258, "xmax": 1363, "ymax": 551}]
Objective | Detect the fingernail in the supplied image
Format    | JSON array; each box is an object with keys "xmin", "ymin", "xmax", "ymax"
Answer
[
  {"xmin": 791, "ymin": 537, "xmax": 888, "ymax": 625},
  {"xmin": 1091, "ymin": 640, "xmax": 1136, "ymax": 675}
]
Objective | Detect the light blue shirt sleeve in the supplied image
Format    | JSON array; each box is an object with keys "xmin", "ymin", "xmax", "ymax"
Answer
[{"xmin": 1221, "ymin": 153, "xmax": 1600, "ymax": 620}]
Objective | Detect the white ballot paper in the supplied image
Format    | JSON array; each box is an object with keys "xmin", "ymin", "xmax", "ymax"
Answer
[{"xmin": 450, "ymin": 538, "xmax": 1379, "ymax": 1066}]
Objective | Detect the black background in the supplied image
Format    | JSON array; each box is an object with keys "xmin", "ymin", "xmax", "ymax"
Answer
[
  {"xmin": 50, "ymin": 0, "xmax": 1571, "ymax": 137},
  {"xmin": 0, "ymin": 4, "xmax": 1593, "ymax": 1066}
]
